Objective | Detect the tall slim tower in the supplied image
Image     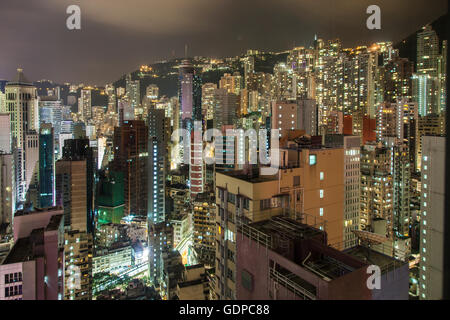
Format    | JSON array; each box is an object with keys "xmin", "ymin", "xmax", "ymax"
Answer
[
  {"xmin": 113, "ymin": 120, "xmax": 148, "ymax": 217},
  {"xmin": 419, "ymin": 136, "xmax": 445, "ymax": 300},
  {"xmin": 147, "ymin": 109, "xmax": 167, "ymax": 224},
  {"xmin": 38, "ymin": 124, "xmax": 55, "ymax": 208},
  {"xmin": 4, "ymin": 69, "xmax": 39, "ymax": 205}
]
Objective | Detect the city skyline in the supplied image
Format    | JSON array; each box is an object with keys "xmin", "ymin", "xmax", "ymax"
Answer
[
  {"xmin": 0, "ymin": 0, "xmax": 447, "ymax": 84},
  {"xmin": 0, "ymin": 0, "xmax": 448, "ymax": 303}
]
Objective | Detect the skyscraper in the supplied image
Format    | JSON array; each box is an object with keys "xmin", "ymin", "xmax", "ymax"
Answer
[
  {"xmin": 419, "ymin": 136, "xmax": 445, "ymax": 300},
  {"xmin": 79, "ymin": 89, "xmax": 92, "ymax": 122},
  {"xmin": 4, "ymin": 69, "xmax": 39, "ymax": 205},
  {"xmin": 0, "ymin": 207, "xmax": 64, "ymax": 300},
  {"xmin": 147, "ymin": 109, "xmax": 167, "ymax": 224},
  {"xmin": 178, "ymin": 60, "xmax": 202, "ymax": 131},
  {"xmin": 0, "ymin": 114, "xmax": 11, "ymax": 153},
  {"xmin": 113, "ymin": 120, "xmax": 148, "ymax": 217},
  {"xmin": 126, "ymin": 75, "xmax": 141, "ymax": 113},
  {"xmin": 417, "ymin": 26, "xmax": 440, "ymax": 77},
  {"xmin": 38, "ymin": 124, "xmax": 55, "ymax": 208},
  {"xmin": 39, "ymin": 96, "xmax": 62, "ymax": 158},
  {"xmin": 0, "ymin": 153, "xmax": 14, "ymax": 235}
]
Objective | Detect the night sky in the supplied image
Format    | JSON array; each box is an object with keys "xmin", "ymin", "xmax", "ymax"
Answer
[{"xmin": 0, "ymin": 0, "xmax": 447, "ymax": 85}]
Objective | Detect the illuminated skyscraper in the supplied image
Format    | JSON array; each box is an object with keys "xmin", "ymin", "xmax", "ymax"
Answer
[
  {"xmin": 201, "ymin": 83, "xmax": 217, "ymax": 120},
  {"xmin": 417, "ymin": 25, "xmax": 439, "ymax": 77},
  {"xmin": 79, "ymin": 88, "xmax": 92, "ymax": 122},
  {"xmin": 360, "ymin": 143, "xmax": 393, "ymax": 235},
  {"xmin": 126, "ymin": 75, "xmax": 141, "ymax": 112},
  {"xmin": 4, "ymin": 69, "xmax": 39, "ymax": 205},
  {"xmin": 419, "ymin": 136, "xmax": 445, "ymax": 300},
  {"xmin": 243, "ymin": 56, "xmax": 254, "ymax": 89},
  {"xmin": 113, "ymin": 120, "xmax": 148, "ymax": 217},
  {"xmin": 147, "ymin": 109, "xmax": 167, "ymax": 224},
  {"xmin": 38, "ymin": 124, "xmax": 55, "ymax": 208},
  {"xmin": 0, "ymin": 153, "xmax": 14, "ymax": 235},
  {"xmin": 219, "ymin": 73, "xmax": 242, "ymax": 96},
  {"xmin": 213, "ymin": 89, "xmax": 239, "ymax": 129}
]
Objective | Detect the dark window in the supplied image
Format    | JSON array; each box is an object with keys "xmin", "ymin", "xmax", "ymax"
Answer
[
  {"xmin": 227, "ymin": 192, "xmax": 236, "ymax": 204},
  {"xmin": 243, "ymin": 198, "xmax": 250, "ymax": 210},
  {"xmin": 242, "ymin": 269, "xmax": 254, "ymax": 291}
]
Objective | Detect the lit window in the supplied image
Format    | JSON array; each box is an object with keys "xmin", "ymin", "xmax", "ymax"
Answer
[
  {"xmin": 320, "ymin": 172, "xmax": 324, "ymax": 180},
  {"xmin": 320, "ymin": 208, "xmax": 324, "ymax": 216},
  {"xmin": 320, "ymin": 190, "xmax": 324, "ymax": 199},
  {"xmin": 309, "ymin": 154, "xmax": 317, "ymax": 165}
]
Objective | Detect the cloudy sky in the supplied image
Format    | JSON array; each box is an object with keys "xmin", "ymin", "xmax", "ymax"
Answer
[{"xmin": 0, "ymin": 0, "xmax": 447, "ymax": 85}]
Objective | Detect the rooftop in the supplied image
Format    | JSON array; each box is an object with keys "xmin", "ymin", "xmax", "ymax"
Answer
[
  {"xmin": 345, "ymin": 246, "xmax": 406, "ymax": 274},
  {"xmin": 3, "ymin": 237, "xmax": 34, "ymax": 264},
  {"xmin": 217, "ymin": 168, "xmax": 278, "ymax": 183}
]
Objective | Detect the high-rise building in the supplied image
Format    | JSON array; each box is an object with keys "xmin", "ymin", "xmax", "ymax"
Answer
[
  {"xmin": 148, "ymin": 109, "xmax": 167, "ymax": 224},
  {"xmin": 271, "ymin": 99, "xmax": 317, "ymax": 137},
  {"xmin": 0, "ymin": 153, "xmax": 14, "ymax": 235},
  {"xmin": 213, "ymin": 89, "xmax": 239, "ymax": 129},
  {"xmin": 55, "ymin": 140, "xmax": 92, "ymax": 227},
  {"xmin": 24, "ymin": 132, "xmax": 39, "ymax": 208},
  {"xmin": 214, "ymin": 138, "xmax": 346, "ymax": 300},
  {"xmin": 64, "ymin": 230, "xmax": 93, "ymax": 300},
  {"xmin": 178, "ymin": 60, "xmax": 202, "ymax": 131},
  {"xmin": 391, "ymin": 143, "xmax": 411, "ymax": 237},
  {"xmin": 39, "ymin": 96, "xmax": 63, "ymax": 159},
  {"xmin": 412, "ymin": 74, "xmax": 439, "ymax": 116},
  {"xmin": 243, "ymin": 56, "xmax": 255, "ymax": 89},
  {"xmin": 418, "ymin": 113, "xmax": 446, "ymax": 165},
  {"xmin": 113, "ymin": 120, "xmax": 148, "ymax": 217},
  {"xmin": 417, "ymin": 25, "xmax": 439, "ymax": 77},
  {"xmin": 0, "ymin": 114, "xmax": 11, "ymax": 153},
  {"xmin": 201, "ymin": 83, "xmax": 217, "ymax": 121},
  {"xmin": 4, "ymin": 69, "xmax": 39, "ymax": 205},
  {"xmin": 219, "ymin": 73, "xmax": 242, "ymax": 96},
  {"xmin": 38, "ymin": 124, "xmax": 55, "ymax": 208},
  {"xmin": 325, "ymin": 135, "xmax": 361, "ymax": 249},
  {"xmin": 189, "ymin": 122, "xmax": 204, "ymax": 196},
  {"xmin": 55, "ymin": 143, "xmax": 94, "ymax": 300},
  {"xmin": 419, "ymin": 136, "xmax": 445, "ymax": 300},
  {"xmin": 126, "ymin": 75, "xmax": 141, "ymax": 112},
  {"xmin": 96, "ymin": 171, "xmax": 125, "ymax": 225},
  {"xmin": 79, "ymin": 89, "xmax": 92, "ymax": 122},
  {"xmin": 360, "ymin": 143, "xmax": 393, "ymax": 235},
  {"xmin": 146, "ymin": 84, "xmax": 159, "ymax": 101},
  {"xmin": 1, "ymin": 207, "xmax": 64, "ymax": 300},
  {"xmin": 148, "ymin": 222, "xmax": 173, "ymax": 286},
  {"xmin": 192, "ymin": 192, "xmax": 216, "ymax": 267}
]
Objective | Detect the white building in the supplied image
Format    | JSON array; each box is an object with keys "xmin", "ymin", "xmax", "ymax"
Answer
[
  {"xmin": 93, "ymin": 246, "xmax": 134, "ymax": 276},
  {"xmin": 419, "ymin": 135, "xmax": 445, "ymax": 300},
  {"xmin": 4, "ymin": 69, "xmax": 39, "ymax": 204}
]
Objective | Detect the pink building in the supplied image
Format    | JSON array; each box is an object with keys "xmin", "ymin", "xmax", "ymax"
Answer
[
  {"xmin": 0, "ymin": 207, "xmax": 64, "ymax": 300},
  {"xmin": 236, "ymin": 216, "xmax": 409, "ymax": 300}
]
